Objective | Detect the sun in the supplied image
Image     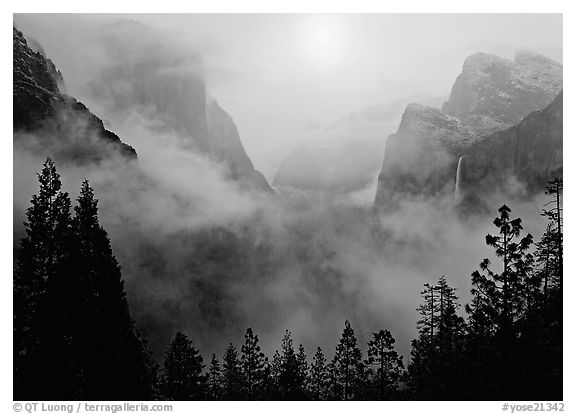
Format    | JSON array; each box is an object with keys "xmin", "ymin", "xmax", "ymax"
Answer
[{"xmin": 299, "ymin": 16, "xmax": 344, "ymax": 68}]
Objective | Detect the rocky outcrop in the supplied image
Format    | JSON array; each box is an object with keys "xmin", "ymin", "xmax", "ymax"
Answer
[
  {"xmin": 13, "ymin": 26, "xmax": 136, "ymax": 163},
  {"xmin": 374, "ymin": 51, "xmax": 562, "ymax": 211},
  {"xmin": 442, "ymin": 51, "xmax": 562, "ymax": 135},
  {"xmin": 93, "ymin": 21, "xmax": 274, "ymax": 193},
  {"xmin": 374, "ymin": 104, "xmax": 481, "ymax": 208},
  {"xmin": 459, "ymin": 91, "xmax": 562, "ymax": 199},
  {"xmin": 206, "ymin": 100, "xmax": 274, "ymax": 193},
  {"xmin": 272, "ymin": 97, "xmax": 446, "ymax": 194}
]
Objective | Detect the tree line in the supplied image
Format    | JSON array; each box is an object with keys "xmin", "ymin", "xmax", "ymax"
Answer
[{"xmin": 13, "ymin": 159, "xmax": 562, "ymax": 400}]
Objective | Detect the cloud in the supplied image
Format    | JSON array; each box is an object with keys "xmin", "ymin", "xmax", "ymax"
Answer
[{"xmin": 12, "ymin": 15, "xmax": 554, "ymax": 364}]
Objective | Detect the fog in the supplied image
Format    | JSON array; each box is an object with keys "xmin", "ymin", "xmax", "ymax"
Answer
[
  {"xmin": 13, "ymin": 13, "xmax": 562, "ymax": 178},
  {"xmin": 12, "ymin": 14, "xmax": 558, "ymax": 362}
]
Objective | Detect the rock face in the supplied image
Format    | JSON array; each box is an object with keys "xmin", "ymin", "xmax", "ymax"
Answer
[
  {"xmin": 93, "ymin": 21, "xmax": 274, "ymax": 193},
  {"xmin": 13, "ymin": 27, "xmax": 137, "ymax": 163},
  {"xmin": 374, "ymin": 51, "xmax": 562, "ymax": 211},
  {"xmin": 205, "ymin": 100, "xmax": 273, "ymax": 192},
  {"xmin": 273, "ymin": 97, "xmax": 446, "ymax": 194},
  {"xmin": 442, "ymin": 51, "xmax": 562, "ymax": 135},
  {"xmin": 460, "ymin": 91, "xmax": 562, "ymax": 199},
  {"xmin": 374, "ymin": 104, "xmax": 481, "ymax": 207}
]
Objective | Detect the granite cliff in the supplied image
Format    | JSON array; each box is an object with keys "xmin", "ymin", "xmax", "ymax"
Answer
[{"xmin": 13, "ymin": 26, "xmax": 137, "ymax": 164}]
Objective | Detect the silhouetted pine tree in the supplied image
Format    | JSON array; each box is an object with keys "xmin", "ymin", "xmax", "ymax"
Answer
[
  {"xmin": 296, "ymin": 344, "xmax": 309, "ymax": 398},
  {"xmin": 262, "ymin": 350, "xmax": 282, "ymax": 399},
  {"xmin": 278, "ymin": 330, "xmax": 306, "ymax": 399},
  {"xmin": 206, "ymin": 354, "xmax": 223, "ymax": 400},
  {"xmin": 222, "ymin": 343, "xmax": 242, "ymax": 400},
  {"xmin": 14, "ymin": 158, "xmax": 72, "ymax": 399},
  {"xmin": 240, "ymin": 328, "xmax": 266, "ymax": 399},
  {"xmin": 161, "ymin": 332, "xmax": 205, "ymax": 400},
  {"xmin": 535, "ymin": 223, "xmax": 560, "ymax": 304},
  {"xmin": 14, "ymin": 161, "xmax": 153, "ymax": 400},
  {"xmin": 471, "ymin": 205, "xmax": 534, "ymax": 341},
  {"xmin": 332, "ymin": 320, "xmax": 364, "ymax": 400},
  {"xmin": 543, "ymin": 178, "xmax": 563, "ymax": 291},
  {"xmin": 464, "ymin": 205, "xmax": 537, "ymax": 399},
  {"xmin": 308, "ymin": 347, "xmax": 328, "ymax": 400},
  {"xmin": 408, "ymin": 281, "xmax": 439, "ymax": 398},
  {"xmin": 72, "ymin": 180, "xmax": 155, "ymax": 399},
  {"xmin": 408, "ymin": 276, "xmax": 466, "ymax": 399},
  {"xmin": 366, "ymin": 329, "xmax": 404, "ymax": 400}
]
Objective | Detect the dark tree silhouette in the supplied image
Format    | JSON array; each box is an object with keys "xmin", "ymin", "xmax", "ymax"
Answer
[
  {"xmin": 14, "ymin": 160, "xmax": 154, "ymax": 400},
  {"xmin": 366, "ymin": 329, "xmax": 404, "ymax": 400},
  {"xmin": 544, "ymin": 178, "xmax": 563, "ymax": 290},
  {"xmin": 14, "ymin": 158, "xmax": 72, "ymax": 399},
  {"xmin": 415, "ymin": 282, "xmax": 440, "ymax": 353},
  {"xmin": 296, "ymin": 344, "xmax": 309, "ymax": 398},
  {"xmin": 332, "ymin": 320, "xmax": 364, "ymax": 400},
  {"xmin": 72, "ymin": 180, "xmax": 155, "ymax": 399},
  {"xmin": 308, "ymin": 347, "xmax": 328, "ymax": 400},
  {"xmin": 240, "ymin": 328, "xmax": 266, "ymax": 399},
  {"xmin": 278, "ymin": 330, "xmax": 306, "ymax": 400},
  {"xmin": 470, "ymin": 205, "xmax": 534, "ymax": 342},
  {"xmin": 222, "ymin": 343, "xmax": 243, "ymax": 400},
  {"xmin": 161, "ymin": 332, "xmax": 205, "ymax": 400},
  {"xmin": 206, "ymin": 354, "xmax": 223, "ymax": 400}
]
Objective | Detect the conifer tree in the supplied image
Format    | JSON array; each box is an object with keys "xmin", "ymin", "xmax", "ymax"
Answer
[
  {"xmin": 309, "ymin": 347, "xmax": 328, "ymax": 400},
  {"xmin": 240, "ymin": 328, "xmax": 266, "ymax": 399},
  {"xmin": 265, "ymin": 350, "xmax": 282, "ymax": 399},
  {"xmin": 278, "ymin": 330, "xmax": 306, "ymax": 399},
  {"xmin": 161, "ymin": 332, "xmax": 205, "ymax": 400},
  {"xmin": 207, "ymin": 354, "xmax": 223, "ymax": 400},
  {"xmin": 415, "ymin": 281, "xmax": 442, "ymax": 362},
  {"xmin": 297, "ymin": 343, "xmax": 309, "ymax": 397},
  {"xmin": 222, "ymin": 343, "xmax": 242, "ymax": 400},
  {"xmin": 470, "ymin": 205, "xmax": 534, "ymax": 340},
  {"xmin": 535, "ymin": 223, "xmax": 559, "ymax": 303},
  {"xmin": 543, "ymin": 178, "xmax": 563, "ymax": 290},
  {"xmin": 14, "ymin": 158, "xmax": 72, "ymax": 399},
  {"xmin": 435, "ymin": 276, "xmax": 465, "ymax": 355},
  {"xmin": 332, "ymin": 320, "xmax": 364, "ymax": 400},
  {"xmin": 72, "ymin": 180, "xmax": 154, "ymax": 399},
  {"xmin": 366, "ymin": 329, "xmax": 404, "ymax": 400}
]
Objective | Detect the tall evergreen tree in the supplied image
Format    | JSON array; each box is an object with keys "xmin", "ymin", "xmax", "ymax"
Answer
[
  {"xmin": 72, "ymin": 180, "xmax": 155, "ymax": 399},
  {"xmin": 161, "ymin": 332, "xmax": 205, "ymax": 400},
  {"xmin": 415, "ymin": 282, "xmax": 440, "ymax": 353},
  {"xmin": 240, "ymin": 328, "xmax": 266, "ymax": 399},
  {"xmin": 297, "ymin": 343, "xmax": 309, "ymax": 398},
  {"xmin": 543, "ymin": 178, "xmax": 563, "ymax": 291},
  {"xmin": 366, "ymin": 329, "xmax": 404, "ymax": 400},
  {"xmin": 278, "ymin": 330, "xmax": 306, "ymax": 399},
  {"xmin": 332, "ymin": 320, "xmax": 364, "ymax": 400},
  {"xmin": 409, "ymin": 276, "xmax": 465, "ymax": 399},
  {"xmin": 14, "ymin": 158, "xmax": 72, "ymax": 399},
  {"xmin": 263, "ymin": 350, "xmax": 282, "ymax": 399},
  {"xmin": 309, "ymin": 347, "xmax": 328, "ymax": 400},
  {"xmin": 15, "ymin": 163, "xmax": 155, "ymax": 400},
  {"xmin": 435, "ymin": 276, "xmax": 465, "ymax": 356},
  {"xmin": 535, "ymin": 223, "xmax": 559, "ymax": 303},
  {"xmin": 206, "ymin": 354, "xmax": 223, "ymax": 400},
  {"xmin": 222, "ymin": 343, "xmax": 242, "ymax": 400},
  {"xmin": 470, "ymin": 205, "xmax": 534, "ymax": 341}
]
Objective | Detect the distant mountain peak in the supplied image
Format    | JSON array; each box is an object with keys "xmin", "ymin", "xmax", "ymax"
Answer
[{"xmin": 442, "ymin": 50, "xmax": 562, "ymax": 135}]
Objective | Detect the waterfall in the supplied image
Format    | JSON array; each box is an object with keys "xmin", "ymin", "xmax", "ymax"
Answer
[{"xmin": 454, "ymin": 156, "xmax": 464, "ymax": 203}]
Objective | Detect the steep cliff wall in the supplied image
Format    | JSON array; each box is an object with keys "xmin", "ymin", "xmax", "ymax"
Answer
[
  {"xmin": 374, "ymin": 51, "xmax": 562, "ymax": 211},
  {"xmin": 13, "ymin": 26, "xmax": 137, "ymax": 163}
]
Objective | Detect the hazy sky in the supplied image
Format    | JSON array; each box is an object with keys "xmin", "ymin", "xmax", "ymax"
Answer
[{"xmin": 14, "ymin": 14, "xmax": 562, "ymax": 177}]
